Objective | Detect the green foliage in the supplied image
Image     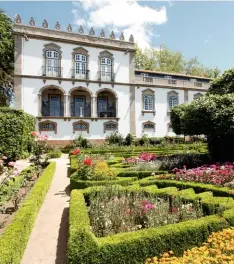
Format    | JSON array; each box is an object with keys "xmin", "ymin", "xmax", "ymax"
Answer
[
  {"xmin": 125, "ymin": 133, "xmax": 134, "ymax": 146},
  {"xmin": 135, "ymin": 44, "xmax": 220, "ymax": 78},
  {"xmin": 0, "ymin": 9, "xmax": 14, "ymax": 106},
  {"xmin": 0, "ymin": 107, "xmax": 35, "ymax": 159},
  {"xmin": 68, "ymin": 184, "xmax": 234, "ymax": 264},
  {"xmin": 105, "ymin": 132, "xmax": 124, "ymax": 146},
  {"xmin": 47, "ymin": 149, "xmax": 62, "ymax": 158},
  {"xmin": 0, "ymin": 162, "xmax": 56, "ymax": 264},
  {"xmin": 73, "ymin": 135, "xmax": 90, "ymax": 149}
]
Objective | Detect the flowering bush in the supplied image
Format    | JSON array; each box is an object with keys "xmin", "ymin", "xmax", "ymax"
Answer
[
  {"xmin": 92, "ymin": 161, "xmax": 117, "ymax": 180},
  {"xmin": 89, "ymin": 188, "xmax": 203, "ymax": 237},
  {"xmin": 138, "ymin": 152, "xmax": 157, "ymax": 161},
  {"xmin": 172, "ymin": 163, "xmax": 234, "ymax": 186},
  {"xmin": 145, "ymin": 227, "xmax": 234, "ymax": 263},
  {"xmin": 72, "ymin": 149, "xmax": 80, "ymax": 155}
]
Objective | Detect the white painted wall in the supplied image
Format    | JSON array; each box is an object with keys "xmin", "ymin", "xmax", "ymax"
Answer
[{"xmin": 22, "ymin": 38, "xmax": 130, "ymax": 82}]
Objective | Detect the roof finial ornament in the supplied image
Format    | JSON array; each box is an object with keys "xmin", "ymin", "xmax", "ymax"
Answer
[
  {"xmin": 78, "ymin": 25, "xmax": 84, "ymax": 34},
  {"xmin": 29, "ymin": 17, "xmax": 35, "ymax": 27},
  {"xmin": 129, "ymin": 34, "xmax": 134, "ymax": 43},
  {"xmin": 119, "ymin": 32, "xmax": 125, "ymax": 41},
  {"xmin": 55, "ymin": 21, "xmax": 60, "ymax": 30},
  {"xmin": 89, "ymin": 27, "xmax": 95, "ymax": 35},
  {"xmin": 15, "ymin": 14, "xmax": 22, "ymax": 24},
  {"xmin": 110, "ymin": 31, "xmax": 115, "ymax": 39},
  {"xmin": 42, "ymin": 19, "xmax": 48, "ymax": 28},
  {"xmin": 67, "ymin": 24, "xmax": 72, "ymax": 32},
  {"xmin": 100, "ymin": 29, "xmax": 105, "ymax": 38}
]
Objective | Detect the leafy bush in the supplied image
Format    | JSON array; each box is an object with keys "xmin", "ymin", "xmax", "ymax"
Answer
[
  {"xmin": 48, "ymin": 149, "xmax": 62, "ymax": 158},
  {"xmin": 73, "ymin": 135, "xmax": 90, "ymax": 149},
  {"xmin": 93, "ymin": 161, "xmax": 117, "ymax": 180},
  {"xmin": 125, "ymin": 133, "xmax": 134, "ymax": 146},
  {"xmin": 0, "ymin": 107, "xmax": 35, "ymax": 159},
  {"xmin": 0, "ymin": 162, "xmax": 56, "ymax": 264},
  {"xmin": 138, "ymin": 134, "xmax": 150, "ymax": 146},
  {"xmin": 105, "ymin": 132, "xmax": 124, "ymax": 146}
]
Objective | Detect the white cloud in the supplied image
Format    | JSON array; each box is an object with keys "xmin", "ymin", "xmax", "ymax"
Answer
[{"xmin": 72, "ymin": 0, "xmax": 167, "ymax": 48}]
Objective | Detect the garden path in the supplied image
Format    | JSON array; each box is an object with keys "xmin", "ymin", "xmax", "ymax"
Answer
[{"xmin": 21, "ymin": 154, "xmax": 70, "ymax": 264}]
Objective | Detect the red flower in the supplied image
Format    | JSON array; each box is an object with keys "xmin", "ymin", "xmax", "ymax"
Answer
[
  {"xmin": 83, "ymin": 158, "xmax": 92, "ymax": 166},
  {"xmin": 31, "ymin": 131, "xmax": 39, "ymax": 137},
  {"xmin": 72, "ymin": 149, "xmax": 80, "ymax": 155}
]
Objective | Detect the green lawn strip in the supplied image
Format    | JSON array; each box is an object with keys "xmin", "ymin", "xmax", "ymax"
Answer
[{"xmin": 0, "ymin": 162, "xmax": 56, "ymax": 264}]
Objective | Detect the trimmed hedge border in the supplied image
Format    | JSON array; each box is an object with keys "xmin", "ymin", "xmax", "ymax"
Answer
[
  {"xmin": 0, "ymin": 162, "xmax": 56, "ymax": 264},
  {"xmin": 68, "ymin": 183, "xmax": 234, "ymax": 264}
]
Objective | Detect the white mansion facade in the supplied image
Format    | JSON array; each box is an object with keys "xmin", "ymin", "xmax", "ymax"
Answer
[{"xmin": 13, "ymin": 15, "xmax": 211, "ymax": 145}]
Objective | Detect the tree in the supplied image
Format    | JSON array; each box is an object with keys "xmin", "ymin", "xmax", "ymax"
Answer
[
  {"xmin": 135, "ymin": 44, "xmax": 221, "ymax": 78},
  {"xmin": 0, "ymin": 9, "xmax": 14, "ymax": 106},
  {"xmin": 170, "ymin": 68, "xmax": 234, "ymax": 162}
]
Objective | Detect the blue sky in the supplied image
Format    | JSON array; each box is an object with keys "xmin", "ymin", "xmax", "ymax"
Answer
[{"xmin": 1, "ymin": 0, "xmax": 234, "ymax": 72}]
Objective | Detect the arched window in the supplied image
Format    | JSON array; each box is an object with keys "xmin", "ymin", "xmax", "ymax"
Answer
[
  {"xmin": 143, "ymin": 121, "xmax": 155, "ymax": 132},
  {"xmin": 144, "ymin": 94, "xmax": 154, "ymax": 111},
  {"xmin": 99, "ymin": 50, "xmax": 114, "ymax": 82},
  {"xmin": 193, "ymin": 93, "xmax": 203, "ymax": 100},
  {"xmin": 104, "ymin": 121, "xmax": 118, "ymax": 133},
  {"xmin": 45, "ymin": 50, "xmax": 59, "ymax": 76},
  {"xmin": 168, "ymin": 91, "xmax": 179, "ymax": 110}
]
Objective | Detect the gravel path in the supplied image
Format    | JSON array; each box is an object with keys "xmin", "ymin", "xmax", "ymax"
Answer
[{"xmin": 21, "ymin": 155, "xmax": 70, "ymax": 264}]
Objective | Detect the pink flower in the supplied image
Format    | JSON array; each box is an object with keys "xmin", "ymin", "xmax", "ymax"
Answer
[
  {"xmin": 8, "ymin": 162, "xmax": 15, "ymax": 167},
  {"xmin": 31, "ymin": 131, "xmax": 39, "ymax": 137},
  {"xmin": 13, "ymin": 169, "xmax": 19, "ymax": 176},
  {"xmin": 2, "ymin": 156, "xmax": 7, "ymax": 160}
]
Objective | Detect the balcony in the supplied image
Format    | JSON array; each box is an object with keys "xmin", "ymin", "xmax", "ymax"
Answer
[
  {"xmin": 135, "ymin": 76, "xmax": 210, "ymax": 90},
  {"xmin": 41, "ymin": 101, "xmax": 64, "ymax": 117},
  {"xmin": 70, "ymin": 102, "xmax": 91, "ymax": 117},
  {"xmin": 42, "ymin": 66, "xmax": 63, "ymax": 77},
  {"xmin": 71, "ymin": 69, "xmax": 90, "ymax": 80},
  {"xmin": 97, "ymin": 71, "xmax": 115, "ymax": 82}
]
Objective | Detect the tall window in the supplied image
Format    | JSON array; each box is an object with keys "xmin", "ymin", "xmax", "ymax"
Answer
[
  {"xmin": 101, "ymin": 57, "xmax": 112, "ymax": 81},
  {"xmin": 144, "ymin": 94, "xmax": 154, "ymax": 111},
  {"xmin": 74, "ymin": 96, "xmax": 85, "ymax": 117},
  {"xmin": 168, "ymin": 91, "xmax": 179, "ymax": 110},
  {"xmin": 49, "ymin": 95, "xmax": 61, "ymax": 116},
  {"xmin": 45, "ymin": 50, "xmax": 60, "ymax": 77},
  {"xmin": 74, "ymin": 54, "xmax": 86, "ymax": 79}
]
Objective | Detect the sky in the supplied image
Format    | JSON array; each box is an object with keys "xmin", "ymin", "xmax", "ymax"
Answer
[{"xmin": 1, "ymin": 0, "xmax": 234, "ymax": 72}]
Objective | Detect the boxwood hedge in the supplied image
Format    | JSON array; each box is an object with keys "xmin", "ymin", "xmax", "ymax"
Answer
[
  {"xmin": 0, "ymin": 162, "xmax": 56, "ymax": 264},
  {"xmin": 68, "ymin": 183, "xmax": 234, "ymax": 264}
]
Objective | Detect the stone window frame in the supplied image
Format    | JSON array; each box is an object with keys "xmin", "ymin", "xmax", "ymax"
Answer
[
  {"xmin": 98, "ymin": 50, "xmax": 114, "ymax": 81},
  {"xmin": 167, "ymin": 90, "xmax": 179, "ymax": 111},
  {"xmin": 42, "ymin": 43, "xmax": 62, "ymax": 77},
  {"xmin": 38, "ymin": 120, "xmax": 57, "ymax": 134},
  {"xmin": 72, "ymin": 120, "xmax": 89, "ymax": 134},
  {"xmin": 103, "ymin": 121, "xmax": 118, "ymax": 133},
  {"xmin": 142, "ymin": 88, "xmax": 155, "ymax": 115},
  {"xmin": 71, "ymin": 47, "xmax": 89, "ymax": 79},
  {"xmin": 142, "ymin": 121, "xmax": 156, "ymax": 132},
  {"xmin": 193, "ymin": 92, "xmax": 203, "ymax": 100}
]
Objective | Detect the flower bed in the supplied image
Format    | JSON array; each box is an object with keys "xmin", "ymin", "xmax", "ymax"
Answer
[
  {"xmin": 145, "ymin": 227, "xmax": 234, "ymax": 263},
  {"xmin": 68, "ymin": 183, "xmax": 234, "ymax": 264},
  {"xmin": 173, "ymin": 163, "xmax": 234, "ymax": 187}
]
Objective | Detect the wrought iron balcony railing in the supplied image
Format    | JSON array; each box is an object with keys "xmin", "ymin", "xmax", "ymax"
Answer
[
  {"xmin": 41, "ymin": 101, "xmax": 64, "ymax": 117},
  {"xmin": 97, "ymin": 104, "xmax": 116, "ymax": 118},
  {"xmin": 97, "ymin": 71, "xmax": 115, "ymax": 82},
  {"xmin": 71, "ymin": 69, "xmax": 90, "ymax": 80},
  {"xmin": 70, "ymin": 102, "xmax": 91, "ymax": 117},
  {"xmin": 42, "ymin": 66, "xmax": 63, "ymax": 77}
]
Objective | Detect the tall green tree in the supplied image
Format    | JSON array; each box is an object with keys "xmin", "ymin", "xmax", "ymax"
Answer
[
  {"xmin": 135, "ymin": 44, "xmax": 221, "ymax": 78},
  {"xmin": 0, "ymin": 9, "xmax": 14, "ymax": 106}
]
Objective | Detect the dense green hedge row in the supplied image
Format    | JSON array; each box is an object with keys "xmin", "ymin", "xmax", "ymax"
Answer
[
  {"xmin": 0, "ymin": 107, "xmax": 35, "ymax": 159},
  {"xmin": 0, "ymin": 162, "xmax": 56, "ymax": 264},
  {"xmin": 68, "ymin": 183, "xmax": 234, "ymax": 264}
]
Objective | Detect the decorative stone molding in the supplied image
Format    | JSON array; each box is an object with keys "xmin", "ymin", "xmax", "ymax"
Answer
[
  {"xmin": 129, "ymin": 34, "xmax": 134, "ymax": 43},
  {"xmin": 103, "ymin": 121, "xmax": 118, "ymax": 133},
  {"xmin": 72, "ymin": 120, "xmax": 89, "ymax": 133},
  {"xmin": 89, "ymin": 27, "xmax": 95, "ymax": 35},
  {"xmin": 100, "ymin": 29, "xmax": 105, "ymax": 38},
  {"xmin": 78, "ymin": 25, "xmax": 84, "ymax": 34},
  {"xmin": 71, "ymin": 47, "xmax": 89, "ymax": 78},
  {"xmin": 142, "ymin": 121, "xmax": 155, "ymax": 132},
  {"xmin": 67, "ymin": 24, "xmax": 72, "ymax": 32},
  {"xmin": 29, "ymin": 17, "xmax": 35, "ymax": 27},
  {"xmin": 193, "ymin": 92, "xmax": 203, "ymax": 100},
  {"xmin": 42, "ymin": 19, "xmax": 48, "ymax": 28},
  {"xmin": 55, "ymin": 21, "xmax": 60, "ymax": 30},
  {"xmin": 98, "ymin": 50, "xmax": 114, "ymax": 81},
  {"xmin": 38, "ymin": 120, "xmax": 57, "ymax": 134},
  {"xmin": 119, "ymin": 32, "xmax": 125, "ymax": 41},
  {"xmin": 109, "ymin": 31, "xmax": 115, "ymax": 39},
  {"xmin": 167, "ymin": 90, "xmax": 179, "ymax": 111},
  {"xmin": 15, "ymin": 14, "xmax": 22, "ymax": 24}
]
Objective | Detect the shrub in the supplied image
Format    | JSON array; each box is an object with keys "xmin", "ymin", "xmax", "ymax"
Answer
[
  {"xmin": 0, "ymin": 162, "xmax": 56, "ymax": 264},
  {"xmin": 125, "ymin": 133, "xmax": 134, "ymax": 146},
  {"xmin": 73, "ymin": 135, "xmax": 90, "ymax": 149},
  {"xmin": 48, "ymin": 149, "xmax": 62, "ymax": 158},
  {"xmin": 0, "ymin": 107, "xmax": 35, "ymax": 159},
  {"xmin": 93, "ymin": 161, "xmax": 117, "ymax": 180},
  {"xmin": 139, "ymin": 134, "xmax": 150, "ymax": 146},
  {"xmin": 105, "ymin": 132, "xmax": 124, "ymax": 146}
]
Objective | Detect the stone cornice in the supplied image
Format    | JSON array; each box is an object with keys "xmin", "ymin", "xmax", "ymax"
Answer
[
  {"xmin": 15, "ymin": 74, "xmax": 209, "ymax": 92},
  {"xmin": 13, "ymin": 24, "xmax": 136, "ymax": 52}
]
